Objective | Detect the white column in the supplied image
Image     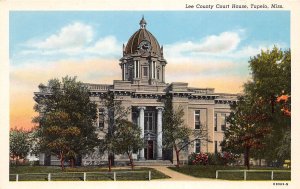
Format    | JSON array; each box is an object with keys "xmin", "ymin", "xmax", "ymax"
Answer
[
  {"xmin": 156, "ymin": 107, "xmax": 163, "ymax": 160},
  {"xmin": 138, "ymin": 61, "xmax": 140, "ymax": 78},
  {"xmin": 154, "ymin": 62, "xmax": 157, "ymax": 79},
  {"xmin": 138, "ymin": 107, "xmax": 146, "ymax": 160},
  {"xmin": 162, "ymin": 65, "xmax": 164, "ymax": 82},
  {"xmin": 122, "ymin": 64, "xmax": 125, "ymax": 80},
  {"xmin": 150, "ymin": 61, "xmax": 153, "ymax": 79},
  {"xmin": 152, "ymin": 61, "xmax": 156, "ymax": 79},
  {"xmin": 134, "ymin": 61, "xmax": 136, "ymax": 78}
]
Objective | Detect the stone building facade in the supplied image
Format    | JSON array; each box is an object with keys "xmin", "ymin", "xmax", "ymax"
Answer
[{"xmin": 35, "ymin": 17, "xmax": 237, "ymax": 166}]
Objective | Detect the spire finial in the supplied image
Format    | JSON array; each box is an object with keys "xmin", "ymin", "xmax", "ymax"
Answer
[{"xmin": 139, "ymin": 16, "xmax": 147, "ymax": 29}]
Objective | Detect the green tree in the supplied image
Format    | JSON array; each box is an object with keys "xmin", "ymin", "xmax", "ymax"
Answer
[
  {"xmin": 33, "ymin": 76, "xmax": 99, "ymax": 170},
  {"xmin": 221, "ymin": 95, "xmax": 271, "ymax": 170},
  {"xmin": 98, "ymin": 92, "xmax": 130, "ymax": 171},
  {"xmin": 9, "ymin": 127, "xmax": 30, "ymax": 165},
  {"xmin": 245, "ymin": 47, "xmax": 291, "ymax": 163},
  {"xmin": 222, "ymin": 47, "xmax": 291, "ymax": 168},
  {"xmin": 114, "ymin": 120, "xmax": 143, "ymax": 170},
  {"xmin": 163, "ymin": 95, "xmax": 209, "ymax": 167}
]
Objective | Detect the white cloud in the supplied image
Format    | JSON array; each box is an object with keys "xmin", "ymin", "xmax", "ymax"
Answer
[
  {"xmin": 86, "ymin": 36, "xmax": 120, "ymax": 56},
  {"xmin": 27, "ymin": 22, "xmax": 94, "ymax": 49},
  {"xmin": 164, "ymin": 30, "xmax": 286, "ymax": 64},
  {"xmin": 225, "ymin": 43, "xmax": 286, "ymax": 59},
  {"xmin": 20, "ymin": 22, "xmax": 121, "ymax": 58},
  {"xmin": 165, "ymin": 31, "xmax": 241, "ymax": 58},
  {"xmin": 194, "ymin": 32, "xmax": 240, "ymax": 53}
]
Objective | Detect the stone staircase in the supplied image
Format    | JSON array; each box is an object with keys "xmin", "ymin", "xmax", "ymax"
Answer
[{"xmin": 134, "ymin": 160, "xmax": 174, "ymax": 166}]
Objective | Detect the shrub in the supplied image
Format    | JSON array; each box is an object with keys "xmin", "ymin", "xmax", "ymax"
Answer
[
  {"xmin": 190, "ymin": 152, "xmax": 239, "ymax": 165},
  {"xmin": 207, "ymin": 153, "xmax": 221, "ymax": 165},
  {"xmin": 220, "ymin": 151, "xmax": 236, "ymax": 165},
  {"xmin": 188, "ymin": 152, "xmax": 208, "ymax": 165}
]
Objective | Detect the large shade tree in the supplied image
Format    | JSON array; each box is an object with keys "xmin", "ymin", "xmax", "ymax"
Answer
[
  {"xmin": 244, "ymin": 47, "xmax": 291, "ymax": 163},
  {"xmin": 221, "ymin": 95, "xmax": 271, "ymax": 169},
  {"xmin": 98, "ymin": 92, "xmax": 131, "ymax": 171},
  {"xmin": 222, "ymin": 47, "xmax": 291, "ymax": 168},
  {"xmin": 163, "ymin": 95, "xmax": 209, "ymax": 167},
  {"xmin": 33, "ymin": 76, "xmax": 99, "ymax": 170}
]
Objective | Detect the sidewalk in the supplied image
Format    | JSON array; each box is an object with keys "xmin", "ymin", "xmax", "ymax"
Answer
[{"xmin": 148, "ymin": 166, "xmax": 214, "ymax": 181}]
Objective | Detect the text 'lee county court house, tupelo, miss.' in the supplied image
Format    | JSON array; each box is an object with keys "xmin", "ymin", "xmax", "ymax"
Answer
[{"xmin": 34, "ymin": 17, "xmax": 237, "ymax": 166}]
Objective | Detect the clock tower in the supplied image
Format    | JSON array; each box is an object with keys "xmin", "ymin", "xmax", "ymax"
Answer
[{"xmin": 120, "ymin": 17, "xmax": 167, "ymax": 85}]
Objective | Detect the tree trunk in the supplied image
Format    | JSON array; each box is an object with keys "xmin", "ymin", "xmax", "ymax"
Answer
[
  {"xmin": 71, "ymin": 158, "xmax": 75, "ymax": 168},
  {"xmin": 60, "ymin": 151, "xmax": 65, "ymax": 171},
  {"xmin": 271, "ymin": 95, "xmax": 275, "ymax": 113},
  {"xmin": 108, "ymin": 154, "xmax": 112, "ymax": 172},
  {"xmin": 128, "ymin": 152, "xmax": 134, "ymax": 170},
  {"xmin": 174, "ymin": 145, "xmax": 180, "ymax": 167},
  {"xmin": 244, "ymin": 147, "xmax": 250, "ymax": 170}
]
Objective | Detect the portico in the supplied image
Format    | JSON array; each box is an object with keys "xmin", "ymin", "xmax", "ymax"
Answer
[{"xmin": 135, "ymin": 106, "xmax": 164, "ymax": 160}]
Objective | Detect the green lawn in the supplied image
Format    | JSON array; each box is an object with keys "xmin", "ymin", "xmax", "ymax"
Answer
[
  {"xmin": 169, "ymin": 165, "xmax": 291, "ymax": 181},
  {"xmin": 9, "ymin": 166, "xmax": 170, "ymax": 181}
]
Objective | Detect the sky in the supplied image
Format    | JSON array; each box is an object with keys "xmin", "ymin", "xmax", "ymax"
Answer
[{"xmin": 9, "ymin": 11, "xmax": 290, "ymax": 130}]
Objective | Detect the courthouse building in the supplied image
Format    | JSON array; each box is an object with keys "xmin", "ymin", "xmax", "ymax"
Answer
[{"xmin": 35, "ymin": 17, "xmax": 238, "ymax": 166}]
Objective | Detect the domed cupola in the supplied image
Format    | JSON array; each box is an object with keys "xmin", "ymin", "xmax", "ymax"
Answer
[
  {"xmin": 120, "ymin": 17, "xmax": 167, "ymax": 85},
  {"xmin": 124, "ymin": 16, "xmax": 163, "ymax": 57}
]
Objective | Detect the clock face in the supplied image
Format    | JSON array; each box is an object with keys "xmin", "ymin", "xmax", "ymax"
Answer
[{"xmin": 138, "ymin": 40, "xmax": 151, "ymax": 52}]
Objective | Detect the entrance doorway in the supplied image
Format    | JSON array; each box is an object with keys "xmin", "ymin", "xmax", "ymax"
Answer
[{"xmin": 145, "ymin": 140, "xmax": 154, "ymax": 160}]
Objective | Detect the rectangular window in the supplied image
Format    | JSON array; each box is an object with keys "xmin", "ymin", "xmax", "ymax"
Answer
[
  {"xmin": 132, "ymin": 112, "xmax": 138, "ymax": 126},
  {"xmin": 183, "ymin": 139, "xmax": 188, "ymax": 151},
  {"xmin": 221, "ymin": 113, "xmax": 226, "ymax": 131},
  {"xmin": 195, "ymin": 139, "xmax": 201, "ymax": 153},
  {"xmin": 145, "ymin": 112, "xmax": 154, "ymax": 131},
  {"xmin": 214, "ymin": 113, "xmax": 217, "ymax": 131},
  {"xmin": 143, "ymin": 67, "xmax": 148, "ymax": 77},
  {"xmin": 194, "ymin": 110, "xmax": 200, "ymax": 129},
  {"xmin": 135, "ymin": 61, "xmax": 138, "ymax": 78},
  {"xmin": 157, "ymin": 69, "xmax": 160, "ymax": 79},
  {"xmin": 125, "ymin": 64, "xmax": 128, "ymax": 78},
  {"xmin": 98, "ymin": 108, "xmax": 105, "ymax": 129},
  {"xmin": 215, "ymin": 141, "xmax": 218, "ymax": 153}
]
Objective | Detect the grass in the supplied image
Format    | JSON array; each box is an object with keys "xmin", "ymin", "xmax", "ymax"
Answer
[
  {"xmin": 9, "ymin": 165, "xmax": 170, "ymax": 181},
  {"xmin": 169, "ymin": 165, "xmax": 291, "ymax": 181}
]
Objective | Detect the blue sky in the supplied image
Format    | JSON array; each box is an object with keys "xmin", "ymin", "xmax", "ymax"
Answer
[
  {"xmin": 9, "ymin": 11, "xmax": 290, "ymax": 129},
  {"xmin": 10, "ymin": 11, "xmax": 290, "ymax": 60}
]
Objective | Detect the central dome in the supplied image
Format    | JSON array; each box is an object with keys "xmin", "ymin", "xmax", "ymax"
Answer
[{"xmin": 124, "ymin": 17, "xmax": 162, "ymax": 57}]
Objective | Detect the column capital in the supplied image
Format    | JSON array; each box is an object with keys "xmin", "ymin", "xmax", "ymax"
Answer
[
  {"xmin": 156, "ymin": 107, "xmax": 164, "ymax": 111},
  {"xmin": 137, "ymin": 106, "xmax": 146, "ymax": 110}
]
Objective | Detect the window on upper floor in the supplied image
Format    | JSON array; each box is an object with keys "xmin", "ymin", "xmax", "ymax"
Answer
[
  {"xmin": 135, "ymin": 61, "xmax": 139, "ymax": 78},
  {"xmin": 132, "ymin": 112, "xmax": 138, "ymax": 126},
  {"xmin": 194, "ymin": 110, "xmax": 200, "ymax": 130},
  {"xmin": 214, "ymin": 113, "xmax": 217, "ymax": 131},
  {"xmin": 144, "ymin": 112, "xmax": 154, "ymax": 131},
  {"xmin": 143, "ymin": 67, "xmax": 148, "ymax": 77},
  {"xmin": 221, "ymin": 113, "xmax": 226, "ymax": 131}
]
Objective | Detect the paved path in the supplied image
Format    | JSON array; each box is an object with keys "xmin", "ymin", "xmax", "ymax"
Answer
[{"xmin": 147, "ymin": 166, "xmax": 214, "ymax": 181}]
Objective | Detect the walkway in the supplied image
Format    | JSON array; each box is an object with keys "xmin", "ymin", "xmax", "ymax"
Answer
[{"xmin": 147, "ymin": 166, "xmax": 214, "ymax": 181}]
